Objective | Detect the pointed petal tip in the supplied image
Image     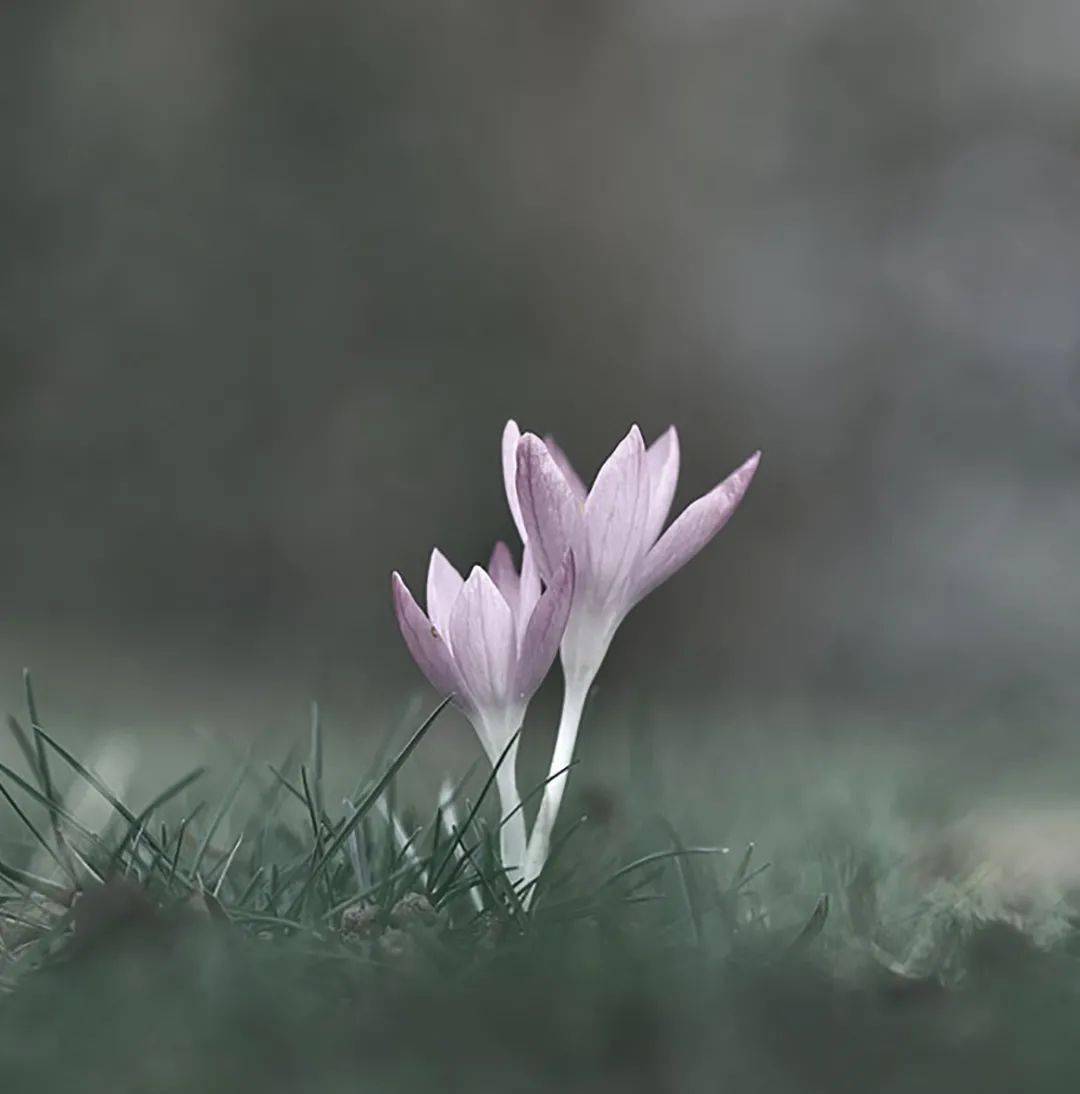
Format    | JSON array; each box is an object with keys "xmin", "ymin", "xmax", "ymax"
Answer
[
  {"xmin": 516, "ymin": 430, "xmax": 546, "ymax": 456},
  {"xmin": 502, "ymin": 421, "xmax": 527, "ymax": 542},
  {"xmin": 427, "ymin": 546, "xmax": 464, "ymax": 587},
  {"xmin": 391, "ymin": 571, "xmax": 417, "ymax": 616},
  {"xmin": 464, "ymin": 563, "xmax": 498, "ymax": 591},
  {"xmin": 723, "ymin": 450, "xmax": 761, "ymax": 504},
  {"xmin": 515, "ymin": 432, "xmax": 584, "ymax": 583}
]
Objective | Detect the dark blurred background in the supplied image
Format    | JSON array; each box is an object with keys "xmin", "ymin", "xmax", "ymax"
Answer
[{"xmin": 3, "ymin": 1, "xmax": 1080, "ymax": 779}]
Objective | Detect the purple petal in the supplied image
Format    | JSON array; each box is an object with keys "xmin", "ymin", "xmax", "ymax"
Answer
[
  {"xmin": 517, "ymin": 542, "xmax": 541, "ymax": 640},
  {"xmin": 501, "ymin": 420, "xmax": 527, "ymax": 542},
  {"xmin": 487, "ymin": 540, "xmax": 520, "ymax": 618},
  {"xmin": 426, "ymin": 548, "xmax": 464, "ymax": 636},
  {"xmin": 515, "ymin": 433, "xmax": 583, "ymax": 585},
  {"xmin": 542, "ymin": 434, "xmax": 588, "ymax": 503},
  {"xmin": 391, "ymin": 572, "xmax": 466, "ymax": 705},
  {"xmin": 514, "ymin": 552, "xmax": 575, "ymax": 702},
  {"xmin": 643, "ymin": 426, "xmax": 680, "ymax": 546},
  {"xmin": 579, "ymin": 425, "xmax": 650, "ymax": 608},
  {"xmin": 631, "ymin": 451, "xmax": 760, "ymax": 606},
  {"xmin": 449, "ymin": 567, "xmax": 517, "ymax": 714}
]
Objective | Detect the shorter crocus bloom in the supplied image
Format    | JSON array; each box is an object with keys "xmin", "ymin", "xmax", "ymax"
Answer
[
  {"xmin": 392, "ymin": 543, "xmax": 574, "ymax": 883},
  {"xmin": 503, "ymin": 421, "xmax": 759, "ymax": 882}
]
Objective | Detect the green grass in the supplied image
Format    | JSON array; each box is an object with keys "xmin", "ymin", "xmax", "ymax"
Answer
[{"xmin": 3, "ymin": 673, "xmax": 1080, "ymax": 1092}]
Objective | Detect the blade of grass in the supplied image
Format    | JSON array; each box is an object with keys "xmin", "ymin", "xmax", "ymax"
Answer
[
  {"xmin": 601, "ymin": 848, "xmax": 728, "ymax": 891},
  {"xmin": 300, "ymin": 765, "xmax": 334, "ymax": 913},
  {"xmin": 64, "ymin": 842, "xmax": 105, "ymax": 885},
  {"xmin": 498, "ymin": 760, "xmax": 578, "ymax": 831},
  {"xmin": 235, "ymin": 865, "xmax": 266, "ymax": 909},
  {"xmin": 0, "ymin": 857, "xmax": 71, "ymax": 903},
  {"xmin": 731, "ymin": 842, "xmax": 755, "ymax": 889},
  {"xmin": 293, "ymin": 696, "xmax": 450, "ymax": 905},
  {"xmin": 516, "ymin": 811, "xmax": 590, "ymax": 911},
  {"xmin": 439, "ymin": 760, "xmax": 581, "ymax": 899},
  {"xmin": 342, "ymin": 799, "xmax": 371, "ymax": 892},
  {"xmin": 23, "ymin": 671, "xmax": 56, "ymax": 819},
  {"xmin": 658, "ymin": 817, "xmax": 711, "ymax": 949},
  {"xmin": 0, "ymin": 782, "xmax": 76, "ymax": 885},
  {"xmin": 191, "ymin": 763, "xmax": 248, "ymax": 879},
  {"xmin": 299, "ymin": 767, "xmax": 326, "ymax": 848},
  {"xmin": 5, "ymin": 716, "xmax": 42, "ymax": 786},
  {"xmin": 166, "ymin": 807, "xmax": 204, "ymax": 892},
  {"xmin": 369, "ymin": 695, "xmax": 424, "ymax": 777},
  {"xmin": 736, "ymin": 863, "xmax": 772, "ymax": 891},
  {"xmin": 429, "ymin": 726, "xmax": 519, "ymax": 891},
  {"xmin": 210, "ymin": 834, "xmax": 245, "ymax": 898},
  {"xmin": 266, "ymin": 764, "xmax": 308, "ymax": 809},
  {"xmin": 308, "ymin": 701, "xmax": 324, "ymax": 824},
  {"xmin": 20, "ymin": 674, "xmax": 76, "ymax": 878},
  {"xmin": 787, "ymin": 894, "xmax": 829, "ymax": 957},
  {"xmin": 108, "ymin": 767, "xmax": 207, "ymax": 875},
  {"xmin": 31, "ymin": 723, "xmax": 167, "ymax": 859},
  {"xmin": 0, "ymin": 760, "xmax": 110, "ymax": 851}
]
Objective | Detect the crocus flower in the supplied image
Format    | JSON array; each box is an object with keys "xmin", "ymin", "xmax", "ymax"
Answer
[
  {"xmin": 392, "ymin": 543, "xmax": 574, "ymax": 882},
  {"xmin": 502, "ymin": 420, "xmax": 759, "ymax": 883}
]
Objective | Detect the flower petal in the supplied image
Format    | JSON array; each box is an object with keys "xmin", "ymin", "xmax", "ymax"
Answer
[
  {"xmin": 542, "ymin": 434, "xmax": 588, "ymax": 503},
  {"xmin": 514, "ymin": 552, "xmax": 575, "ymax": 702},
  {"xmin": 515, "ymin": 433, "xmax": 583, "ymax": 585},
  {"xmin": 502, "ymin": 420, "xmax": 527, "ymax": 542},
  {"xmin": 391, "ymin": 572, "xmax": 467, "ymax": 705},
  {"xmin": 643, "ymin": 425, "xmax": 679, "ymax": 546},
  {"xmin": 580, "ymin": 425, "xmax": 650, "ymax": 610},
  {"xmin": 426, "ymin": 548, "xmax": 464, "ymax": 637},
  {"xmin": 517, "ymin": 542, "xmax": 541, "ymax": 639},
  {"xmin": 487, "ymin": 540, "xmax": 520, "ymax": 618},
  {"xmin": 631, "ymin": 451, "xmax": 760, "ymax": 605},
  {"xmin": 449, "ymin": 567, "xmax": 517, "ymax": 714}
]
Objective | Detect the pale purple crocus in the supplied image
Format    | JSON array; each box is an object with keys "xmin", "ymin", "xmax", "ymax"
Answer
[
  {"xmin": 392, "ymin": 543, "xmax": 574, "ymax": 882},
  {"xmin": 502, "ymin": 420, "xmax": 759, "ymax": 883}
]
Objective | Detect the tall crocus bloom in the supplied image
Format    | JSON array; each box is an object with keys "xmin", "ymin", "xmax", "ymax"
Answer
[
  {"xmin": 392, "ymin": 543, "xmax": 574, "ymax": 883},
  {"xmin": 502, "ymin": 421, "xmax": 759, "ymax": 883}
]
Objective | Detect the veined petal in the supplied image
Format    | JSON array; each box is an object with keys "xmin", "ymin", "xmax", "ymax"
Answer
[
  {"xmin": 543, "ymin": 434, "xmax": 588, "ymax": 503},
  {"xmin": 449, "ymin": 567, "xmax": 517, "ymax": 714},
  {"xmin": 514, "ymin": 552, "xmax": 575, "ymax": 702},
  {"xmin": 501, "ymin": 420, "xmax": 527, "ymax": 542},
  {"xmin": 426, "ymin": 548, "xmax": 464, "ymax": 637},
  {"xmin": 517, "ymin": 542, "xmax": 541, "ymax": 641},
  {"xmin": 391, "ymin": 572, "xmax": 467, "ymax": 705},
  {"xmin": 487, "ymin": 540, "xmax": 520, "ymax": 619},
  {"xmin": 580, "ymin": 425, "xmax": 650, "ymax": 609},
  {"xmin": 631, "ymin": 451, "xmax": 760, "ymax": 606},
  {"xmin": 515, "ymin": 433, "xmax": 583, "ymax": 585},
  {"xmin": 644, "ymin": 425, "xmax": 679, "ymax": 546}
]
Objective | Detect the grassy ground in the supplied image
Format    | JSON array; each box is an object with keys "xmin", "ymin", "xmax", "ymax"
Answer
[{"xmin": 2, "ymin": 675, "xmax": 1080, "ymax": 1092}]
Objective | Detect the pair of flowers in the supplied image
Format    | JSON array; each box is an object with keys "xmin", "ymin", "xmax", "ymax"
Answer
[{"xmin": 393, "ymin": 421, "xmax": 759, "ymax": 894}]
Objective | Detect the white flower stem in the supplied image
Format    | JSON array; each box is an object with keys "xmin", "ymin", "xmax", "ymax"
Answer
[{"xmin": 522, "ymin": 668, "xmax": 593, "ymax": 891}]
